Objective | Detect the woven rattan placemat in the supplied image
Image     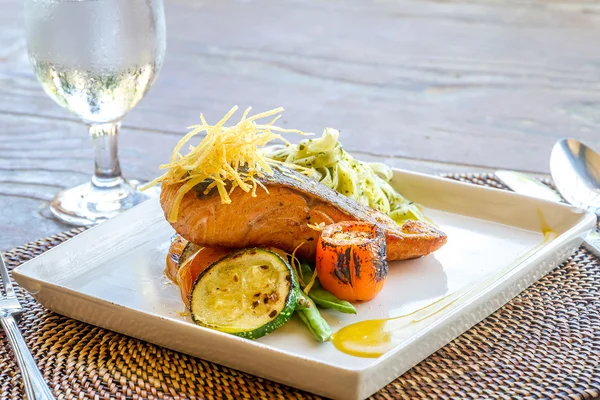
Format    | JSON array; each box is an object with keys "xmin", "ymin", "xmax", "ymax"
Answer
[{"xmin": 1, "ymin": 173, "xmax": 599, "ymax": 399}]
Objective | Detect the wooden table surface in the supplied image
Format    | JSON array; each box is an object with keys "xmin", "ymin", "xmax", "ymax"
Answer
[{"xmin": 1, "ymin": 0, "xmax": 599, "ymax": 250}]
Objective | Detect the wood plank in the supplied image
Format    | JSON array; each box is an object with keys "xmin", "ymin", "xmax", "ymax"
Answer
[
  {"xmin": 0, "ymin": 0, "xmax": 595, "ymax": 248},
  {"xmin": 1, "ymin": 0, "xmax": 600, "ymax": 172}
]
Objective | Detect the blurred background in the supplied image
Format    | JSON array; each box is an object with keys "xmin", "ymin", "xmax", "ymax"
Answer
[{"xmin": 2, "ymin": 0, "xmax": 600, "ymax": 248}]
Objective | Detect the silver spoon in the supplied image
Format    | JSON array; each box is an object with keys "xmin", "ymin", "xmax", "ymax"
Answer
[
  {"xmin": 550, "ymin": 138, "xmax": 600, "ymax": 212},
  {"xmin": 549, "ymin": 138, "xmax": 600, "ymax": 257},
  {"xmin": 495, "ymin": 170, "xmax": 562, "ymax": 202},
  {"xmin": 494, "ymin": 139, "xmax": 600, "ymax": 257}
]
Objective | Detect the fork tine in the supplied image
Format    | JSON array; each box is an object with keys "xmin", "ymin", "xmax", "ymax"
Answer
[{"xmin": 0, "ymin": 254, "xmax": 16, "ymax": 298}]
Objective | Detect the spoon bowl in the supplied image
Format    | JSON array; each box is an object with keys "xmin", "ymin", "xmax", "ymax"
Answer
[{"xmin": 550, "ymin": 138, "xmax": 600, "ymax": 213}]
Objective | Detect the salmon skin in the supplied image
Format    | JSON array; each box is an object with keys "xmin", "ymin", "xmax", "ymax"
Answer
[{"xmin": 160, "ymin": 167, "xmax": 447, "ymax": 261}]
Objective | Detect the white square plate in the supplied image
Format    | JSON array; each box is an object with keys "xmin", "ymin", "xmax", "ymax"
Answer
[{"xmin": 13, "ymin": 170, "xmax": 594, "ymax": 400}]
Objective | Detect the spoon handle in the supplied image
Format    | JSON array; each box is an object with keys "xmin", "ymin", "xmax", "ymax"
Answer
[
  {"xmin": 583, "ymin": 228, "xmax": 600, "ymax": 259},
  {"xmin": 495, "ymin": 171, "xmax": 600, "ymax": 255}
]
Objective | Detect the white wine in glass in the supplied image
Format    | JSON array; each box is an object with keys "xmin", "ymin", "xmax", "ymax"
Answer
[{"xmin": 24, "ymin": 0, "xmax": 166, "ymax": 226}]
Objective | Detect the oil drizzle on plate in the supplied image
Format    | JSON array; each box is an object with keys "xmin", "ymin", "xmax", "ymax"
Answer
[
  {"xmin": 331, "ymin": 292, "xmax": 460, "ymax": 358},
  {"xmin": 538, "ymin": 208, "xmax": 555, "ymax": 237},
  {"xmin": 332, "ymin": 210, "xmax": 558, "ymax": 358}
]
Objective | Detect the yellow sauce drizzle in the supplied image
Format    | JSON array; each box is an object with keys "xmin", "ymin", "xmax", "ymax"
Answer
[
  {"xmin": 332, "ymin": 292, "xmax": 459, "ymax": 357},
  {"xmin": 332, "ymin": 211, "xmax": 558, "ymax": 358},
  {"xmin": 538, "ymin": 208, "xmax": 555, "ymax": 237}
]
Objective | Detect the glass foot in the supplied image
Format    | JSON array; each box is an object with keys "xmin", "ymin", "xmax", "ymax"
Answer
[{"xmin": 49, "ymin": 179, "xmax": 160, "ymax": 226}]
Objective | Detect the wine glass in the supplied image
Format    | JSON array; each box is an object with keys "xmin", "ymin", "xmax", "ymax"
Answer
[{"xmin": 24, "ymin": 0, "xmax": 166, "ymax": 226}]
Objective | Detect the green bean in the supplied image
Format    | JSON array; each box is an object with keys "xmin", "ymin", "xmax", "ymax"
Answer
[
  {"xmin": 300, "ymin": 263, "xmax": 357, "ymax": 314},
  {"xmin": 309, "ymin": 282, "xmax": 356, "ymax": 314},
  {"xmin": 295, "ymin": 290, "xmax": 332, "ymax": 342},
  {"xmin": 294, "ymin": 293, "xmax": 310, "ymax": 310},
  {"xmin": 300, "ymin": 263, "xmax": 313, "ymax": 284}
]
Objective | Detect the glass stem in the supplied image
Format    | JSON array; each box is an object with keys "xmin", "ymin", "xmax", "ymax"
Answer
[{"xmin": 89, "ymin": 122, "xmax": 124, "ymax": 188}]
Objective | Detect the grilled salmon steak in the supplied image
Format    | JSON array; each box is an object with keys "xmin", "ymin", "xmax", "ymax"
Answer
[{"xmin": 160, "ymin": 168, "xmax": 447, "ymax": 261}]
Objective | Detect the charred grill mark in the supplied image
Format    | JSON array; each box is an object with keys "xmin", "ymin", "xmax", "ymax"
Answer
[
  {"xmin": 375, "ymin": 236, "xmax": 388, "ymax": 281},
  {"xmin": 332, "ymin": 247, "xmax": 352, "ymax": 286},
  {"xmin": 374, "ymin": 258, "xmax": 388, "ymax": 281},
  {"xmin": 352, "ymin": 249, "xmax": 362, "ymax": 280}
]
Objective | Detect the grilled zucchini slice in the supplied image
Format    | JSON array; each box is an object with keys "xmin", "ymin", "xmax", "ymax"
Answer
[{"xmin": 190, "ymin": 248, "xmax": 297, "ymax": 339}]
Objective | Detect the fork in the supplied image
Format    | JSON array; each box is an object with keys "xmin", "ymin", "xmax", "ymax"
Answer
[{"xmin": 0, "ymin": 253, "xmax": 55, "ymax": 399}]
